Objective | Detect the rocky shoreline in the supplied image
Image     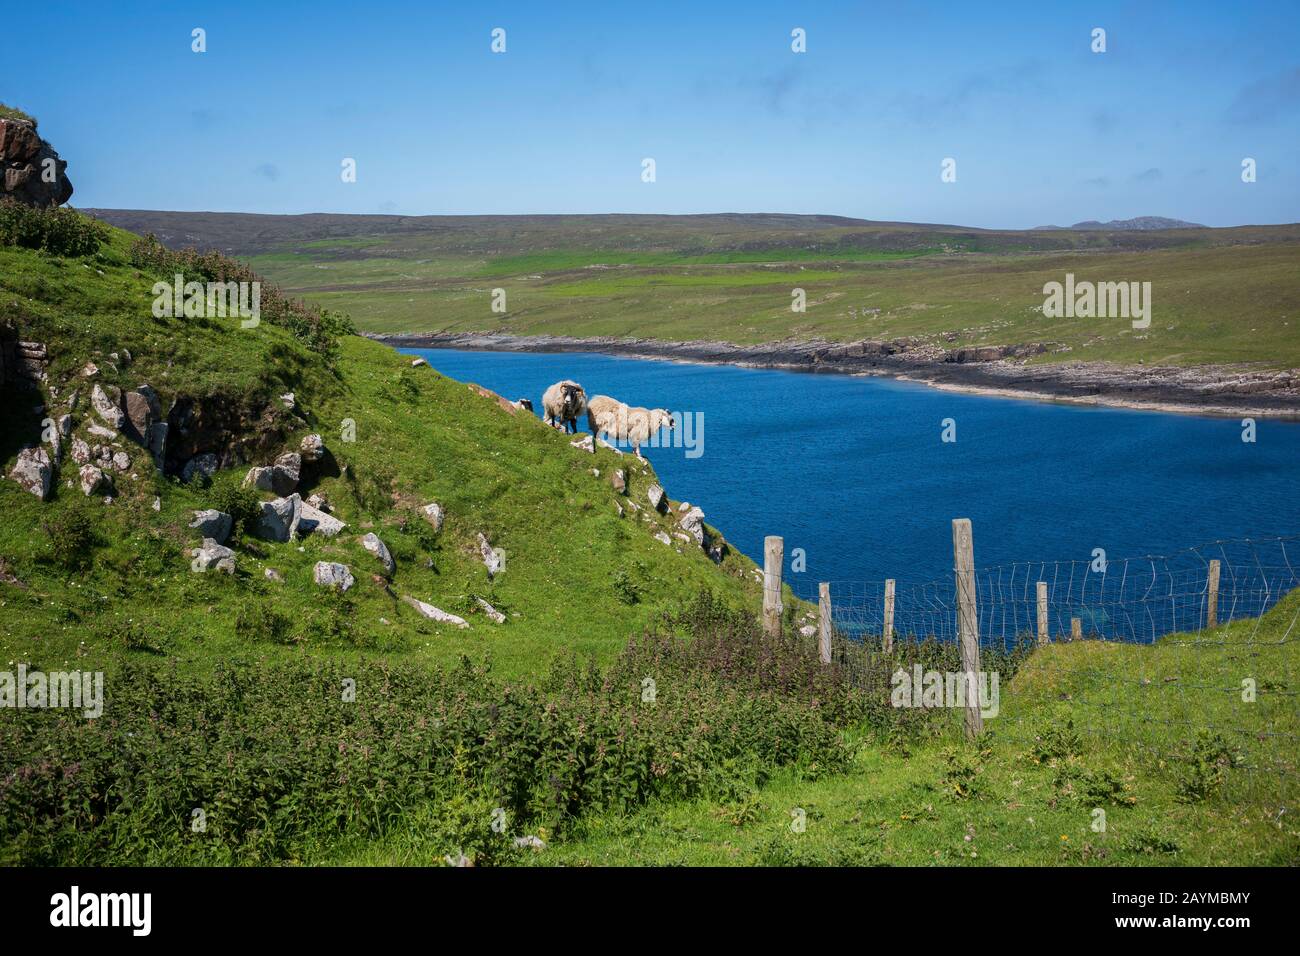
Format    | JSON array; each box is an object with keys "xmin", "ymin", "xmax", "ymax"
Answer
[{"xmin": 368, "ymin": 332, "xmax": 1300, "ymax": 419}]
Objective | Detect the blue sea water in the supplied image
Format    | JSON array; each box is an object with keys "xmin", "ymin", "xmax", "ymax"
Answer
[{"xmin": 404, "ymin": 347, "xmax": 1300, "ymax": 621}]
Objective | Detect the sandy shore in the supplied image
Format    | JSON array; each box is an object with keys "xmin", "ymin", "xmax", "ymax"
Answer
[{"xmin": 369, "ymin": 332, "xmax": 1300, "ymax": 420}]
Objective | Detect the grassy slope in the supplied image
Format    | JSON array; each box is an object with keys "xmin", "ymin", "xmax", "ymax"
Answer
[
  {"xmin": 326, "ymin": 590, "xmax": 1300, "ymax": 866},
  {"xmin": 0, "ymin": 227, "xmax": 763, "ymax": 682}
]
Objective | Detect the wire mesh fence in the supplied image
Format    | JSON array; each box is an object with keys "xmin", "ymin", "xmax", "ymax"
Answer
[
  {"xmin": 791, "ymin": 536, "xmax": 1300, "ymax": 651},
  {"xmin": 787, "ymin": 535, "xmax": 1300, "ymax": 803}
]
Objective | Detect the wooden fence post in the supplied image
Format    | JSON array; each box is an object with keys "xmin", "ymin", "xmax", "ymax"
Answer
[
  {"xmin": 1036, "ymin": 581, "xmax": 1049, "ymax": 645},
  {"xmin": 818, "ymin": 582, "xmax": 832, "ymax": 664},
  {"xmin": 1071, "ymin": 617, "xmax": 1082, "ymax": 641},
  {"xmin": 1207, "ymin": 559, "xmax": 1221, "ymax": 628},
  {"xmin": 763, "ymin": 535, "xmax": 783, "ymax": 636},
  {"xmin": 952, "ymin": 518, "xmax": 983, "ymax": 739},
  {"xmin": 883, "ymin": 578, "xmax": 896, "ymax": 654}
]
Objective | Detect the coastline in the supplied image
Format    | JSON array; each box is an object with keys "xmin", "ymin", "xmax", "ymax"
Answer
[{"xmin": 368, "ymin": 332, "xmax": 1300, "ymax": 420}]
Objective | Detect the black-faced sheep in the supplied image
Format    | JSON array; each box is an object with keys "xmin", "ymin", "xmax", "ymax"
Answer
[
  {"xmin": 587, "ymin": 395, "xmax": 675, "ymax": 458},
  {"xmin": 542, "ymin": 380, "xmax": 587, "ymax": 433}
]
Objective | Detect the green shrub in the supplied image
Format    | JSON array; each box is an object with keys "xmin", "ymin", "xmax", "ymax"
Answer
[
  {"xmin": 0, "ymin": 593, "xmax": 866, "ymax": 865},
  {"xmin": 41, "ymin": 504, "xmax": 96, "ymax": 570},
  {"xmin": 206, "ymin": 479, "xmax": 263, "ymax": 538},
  {"xmin": 0, "ymin": 199, "xmax": 108, "ymax": 257},
  {"xmin": 234, "ymin": 602, "xmax": 293, "ymax": 645},
  {"xmin": 1175, "ymin": 731, "xmax": 1240, "ymax": 803}
]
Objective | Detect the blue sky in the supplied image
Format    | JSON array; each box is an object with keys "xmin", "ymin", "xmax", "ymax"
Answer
[{"xmin": 4, "ymin": 0, "xmax": 1298, "ymax": 228}]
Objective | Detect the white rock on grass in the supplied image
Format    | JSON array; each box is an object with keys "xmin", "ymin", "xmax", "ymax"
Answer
[
  {"xmin": 191, "ymin": 538, "xmax": 236, "ymax": 574},
  {"xmin": 475, "ymin": 596, "xmax": 505, "ymax": 624},
  {"xmin": 300, "ymin": 434, "xmax": 325, "ymax": 463},
  {"xmin": 243, "ymin": 466, "xmax": 275, "ymax": 491},
  {"xmin": 313, "ymin": 562, "xmax": 354, "ymax": 591},
  {"xmin": 569, "ymin": 435, "xmax": 595, "ymax": 453},
  {"xmin": 421, "ymin": 502, "xmax": 445, "ymax": 532},
  {"xmin": 477, "ymin": 533, "xmax": 504, "ymax": 578},
  {"xmin": 90, "ymin": 384, "xmax": 124, "ymax": 429},
  {"xmin": 189, "ymin": 509, "xmax": 232, "ymax": 543},
  {"xmin": 654, "ymin": 530, "xmax": 672, "ymax": 546},
  {"xmin": 71, "ymin": 438, "xmax": 92, "ymax": 466},
  {"xmin": 361, "ymin": 532, "xmax": 395, "ymax": 575},
  {"xmin": 647, "ymin": 484, "xmax": 666, "ymax": 513},
  {"xmin": 256, "ymin": 495, "xmax": 300, "ymax": 542},
  {"xmin": 402, "ymin": 595, "xmax": 469, "ymax": 628},
  {"xmin": 297, "ymin": 496, "xmax": 345, "ymax": 537},
  {"xmin": 79, "ymin": 464, "xmax": 109, "ymax": 497},
  {"xmin": 678, "ymin": 506, "xmax": 706, "ymax": 546},
  {"xmin": 8, "ymin": 447, "xmax": 52, "ymax": 500},
  {"xmin": 271, "ymin": 452, "xmax": 301, "ymax": 495}
]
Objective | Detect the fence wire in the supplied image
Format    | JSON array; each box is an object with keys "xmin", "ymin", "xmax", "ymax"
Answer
[{"xmin": 789, "ymin": 536, "xmax": 1300, "ymax": 804}]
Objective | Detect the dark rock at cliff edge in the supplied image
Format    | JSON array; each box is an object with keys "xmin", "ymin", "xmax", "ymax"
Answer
[{"xmin": 0, "ymin": 115, "xmax": 73, "ymax": 207}]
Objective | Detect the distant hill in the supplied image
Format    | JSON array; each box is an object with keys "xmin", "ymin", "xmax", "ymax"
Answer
[{"xmin": 1034, "ymin": 216, "xmax": 1206, "ymax": 231}]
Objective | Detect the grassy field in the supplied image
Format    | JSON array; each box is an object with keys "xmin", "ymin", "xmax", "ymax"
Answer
[
  {"xmin": 329, "ymin": 590, "xmax": 1300, "ymax": 867},
  {"xmin": 87, "ymin": 209, "xmax": 1300, "ymax": 369}
]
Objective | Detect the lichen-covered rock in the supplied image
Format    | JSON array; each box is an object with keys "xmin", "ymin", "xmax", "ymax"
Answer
[
  {"xmin": 475, "ymin": 596, "xmax": 506, "ymax": 624},
  {"xmin": 569, "ymin": 434, "xmax": 595, "ymax": 453},
  {"xmin": 477, "ymin": 533, "xmax": 504, "ymax": 578},
  {"xmin": 610, "ymin": 469, "xmax": 627, "ymax": 495},
  {"xmin": 189, "ymin": 509, "xmax": 232, "ymax": 543},
  {"xmin": 300, "ymin": 434, "xmax": 325, "ymax": 463},
  {"xmin": 191, "ymin": 538, "xmax": 236, "ymax": 574},
  {"xmin": 78, "ymin": 464, "xmax": 108, "ymax": 497},
  {"xmin": 90, "ymin": 384, "xmax": 124, "ymax": 430},
  {"xmin": 123, "ymin": 386, "xmax": 162, "ymax": 448},
  {"xmin": 313, "ymin": 562, "xmax": 354, "ymax": 591},
  {"xmin": 242, "ymin": 466, "xmax": 275, "ymax": 491},
  {"xmin": 402, "ymin": 595, "xmax": 469, "ymax": 628},
  {"xmin": 653, "ymin": 530, "xmax": 672, "ymax": 546},
  {"xmin": 271, "ymin": 452, "xmax": 301, "ymax": 495},
  {"xmin": 647, "ymin": 483, "xmax": 667, "ymax": 513},
  {"xmin": 0, "ymin": 117, "xmax": 73, "ymax": 207},
  {"xmin": 421, "ymin": 502, "xmax": 445, "ymax": 532},
  {"xmin": 111, "ymin": 451, "xmax": 130, "ymax": 472},
  {"xmin": 678, "ymin": 506, "xmax": 706, "ymax": 546},
  {"xmin": 360, "ymin": 532, "xmax": 395, "ymax": 575},
  {"xmin": 256, "ymin": 494, "xmax": 300, "ymax": 542},
  {"xmin": 8, "ymin": 446, "xmax": 51, "ymax": 499},
  {"xmin": 297, "ymin": 497, "xmax": 346, "ymax": 537}
]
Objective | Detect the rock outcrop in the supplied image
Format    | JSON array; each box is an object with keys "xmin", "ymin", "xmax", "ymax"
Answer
[
  {"xmin": 8, "ymin": 446, "xmax": 51, "ymax": 499},
  {"xmin": 0, "ymin": 116, "xmax": 73, "ymax": 207}
]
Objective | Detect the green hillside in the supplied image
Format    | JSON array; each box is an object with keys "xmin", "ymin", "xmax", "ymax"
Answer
[{"xmin": 0, "ymin": 220, "xmax": 763, "ymax": 680}]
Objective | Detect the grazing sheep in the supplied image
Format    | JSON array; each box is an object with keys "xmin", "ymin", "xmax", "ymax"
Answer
[
  {"xmin": 588, "ymin": 396, "xmax": 675, "ymax": 458},
  {"xmin": 541, "ymin": 380, "xmax": 588, "ymax": 433}
]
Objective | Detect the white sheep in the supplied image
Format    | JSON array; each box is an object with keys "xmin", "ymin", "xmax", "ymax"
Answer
[
  {"xmin": 587, "ymin": 395, "xmax": 674, "ymax": 458},
  {"xmin": 541, "ymin": 380, "xmax": 588, "ymax": 433}
]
